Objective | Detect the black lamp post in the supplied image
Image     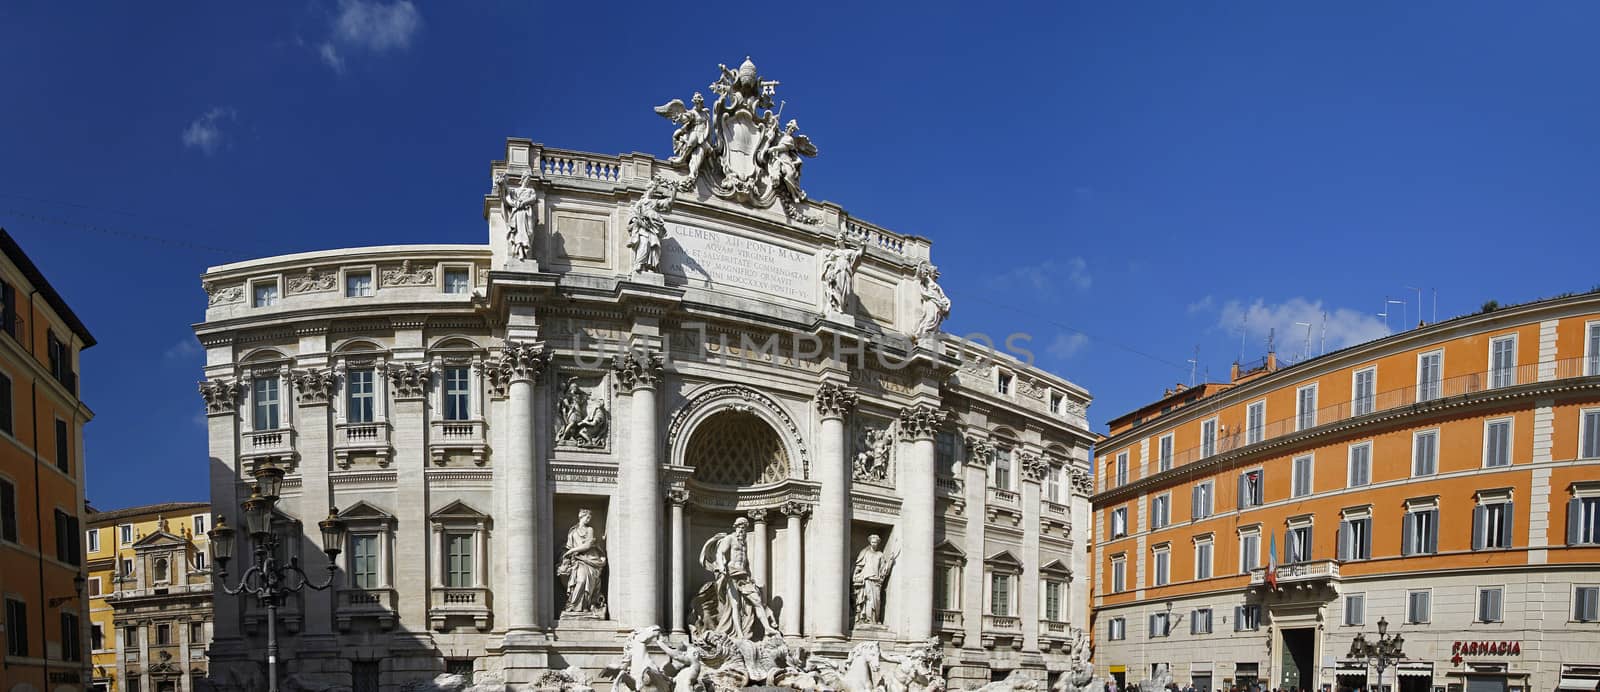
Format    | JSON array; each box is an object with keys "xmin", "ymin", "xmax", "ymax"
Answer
[
  {"xmin": 208, "ymin": 461, "xmax": 347, "ymax": 692},
  {"xmin": 1348, "ymin": 616, "xmax": 1406, "ymax": 692}
]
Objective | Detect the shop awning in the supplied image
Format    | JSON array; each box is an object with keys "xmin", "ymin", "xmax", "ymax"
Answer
[
  {"xmin": 1557, "ymin": 677, "xmax": 1600, "ymax": 691},
  {"xmin": 1336, "ymin": 662, "xmax": 1367, "ymax": 675},
  {"xmin": 1398, "ymin": 663, "xmax": 1434, "ymax": 678}
]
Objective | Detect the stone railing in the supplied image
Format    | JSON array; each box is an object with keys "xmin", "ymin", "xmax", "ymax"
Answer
[
  {"xmin": 334, "ymin": 421, "xmax": 392, "ymax": 468},
  {"xmin": 1044, "ymin": 620, "xmax": 1069, "ymax": 633},
  {"xmin": 537, "ymin": 148, "xmax": 625, "ymax": 182},
  {"xmin": 429, "ymin": 586, "xmax": 492, "ymax": 631},
  {"xmin": 241, "ymin": 428, "xmax": 295, "ymax": 461},
  {"xmin": 983, "ymin": 614, "xmax": 1022, "ymax": 632},
  {"xmin": 335, "ymin": 587, "xmax": 398, "ymax": 632},
  {"xmin": 1044, "ymin": 501, "xmax": 1068, "ymax": 517},
  {"xmin": 988, "ymin": 487, "xmax": 1020, "ymax": 506},
  {"xmin": 935, "ymin": 609, "xmax": 963, "ymax": 631},
  {"xmin": 843, "ymin": 217, "xmax": 908, "ymax": 256},
  {"xmin": 1249, "ymin": 559, "xmax": 1340, "ymax": 586},
  {"xmin": 428, "ymin": 419, "xmax": 489, "ymax": 465}
]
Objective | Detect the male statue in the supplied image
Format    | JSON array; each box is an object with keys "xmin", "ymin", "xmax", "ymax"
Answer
[{"xmin": 691, "ymin": 516, "xmax": 782, "ymax": 640}]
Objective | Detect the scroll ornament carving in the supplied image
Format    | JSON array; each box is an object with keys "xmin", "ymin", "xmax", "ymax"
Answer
[
  {"xmin": 897, "ymin": 404, "xmax": 947, "ymax": 441},
  {"xmin": 203, "ymin": 282, "xmax": 243, "ymax": 307},
  {"xmin": 286, "ymin": 267, "xmax": 337, "ymax": 294},
  {"xmin": 964, "ymin": 436, "xmax": 996, "ymax": 466},
  {"xmin": 492, "ymin": 342, "xmax": 548, "ymax": 394},
  {"xmin": 198, "ymin": 379, "xmax": 243, "ymax": 415},
  {"xmin": 1017, "ymin": 378, "xmax": 1049, "ymax": 402},
  {"xmin": 386, "ymin": 362, "xmax": 432, "ymax": 400},
  {"xmin": 611, "ymin": 350, "xmax": 663, "ymax": 392},
  {"xmin": 291, "ymin": 368, "xmax": 337, "ymax": 405},
  {"xmin": 813, "ymin": 382, "xmax": 858, "ymax": 419},
  {"xmin": 380, "ymin": 260, "xmax": 435, "ymax": 287},
  {"xmin": 1070, "ymin": 468, "xmax": 1094, "ymax": 496},
  {"xmin": 779, "ymin": 500, "xmax": 812, "ymax": 519},
  {"xmin": 1019, "ymin": 452, "xmax": 1050, "ymax": 483}
]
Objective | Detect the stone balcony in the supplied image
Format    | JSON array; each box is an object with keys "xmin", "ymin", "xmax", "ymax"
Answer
[
  {"xmin": 981, "ymin": 614, "xmax": 1023, "ymax": 650},
  {"xmin": 429, "ymin": 419, "xmax": 489, "ymax": 466},
  {"xmin": 334, "ymin": 421, "xmax": 393, "ymax": 467},
  {"xmin": 1250, "ymin": 559, "xmax": 1340, "ymax": 595},
  {"xmin": 1042, "ymin": 620, "xmax": 1072, "ymax": 651},
  {"xmin": 240, "ymin": 427, "xmax": 296, "ymax": 463},
  {"xmin": 429, "ymin": 586, "xmax": 492, "ymax": 631},
  {"xmin": 935, "ymin": 609, "xmax": 965, "ymax": 647},
  {"xmin": 336, "ymin": 587, "xmax": 398, "ymax": 631}
]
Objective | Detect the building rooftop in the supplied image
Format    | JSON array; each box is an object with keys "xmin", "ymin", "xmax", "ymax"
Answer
[
  {"xmin": 86, "ymin": 501, "xmax": 209, "ymax": 525},
  {"xmin": 0, "ymin": 228, "xmax": 96, "ymax": 347}
]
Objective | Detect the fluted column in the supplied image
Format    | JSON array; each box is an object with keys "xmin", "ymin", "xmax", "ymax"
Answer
[
  {"xmin": 812, "ymin": 383, "xmax": 857, "ymax": 640},
  {"xmin": 613, "ymin": 349, "xmax": 664, "ymax": 628},
  {"xmin": 749, "ymin": 509, "xmax": 770, "ymax": 593},
  {"xmin": 499, "ymin": 342, "xmax": 546, "ymax": 634},
  {"xmin": 780, "ymin": 501, "xmax": 811, "ymax": 635},
  {"xmin": 668, "ymin": 489, "xmax": 689, "ymax": 636},
  {"xmin": 898, "ymin": 404, "xmax": 946, "ymax": 640},
  {"xmin": 1019, "ymin": 452, "xmax": 1048, "ymax": 653}
]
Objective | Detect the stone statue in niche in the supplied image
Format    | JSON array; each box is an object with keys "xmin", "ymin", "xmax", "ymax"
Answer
[
  {"xmin": 820, "ymin": 236, "xmax": 864, "ymax": 314},
  {"xmin": 557, "ymin": 509, "xmax": 607, "ymax": 616},
  {"xmin": 554, "ymin": 378, "xmax": 609, "ymax": 449},
  {"xmin": 501, "ymin": 173, "xmax": 538, "ymax": 264},
  {"xmin": 853, "ymin": 426, "xmax": 893, "ymax": 483},
  {"xmin": 913, "ymin": 260, "xmax": 951, "ymax": 340},
  {"xmin": 690, "ymin": 517, "xmax": 781, "ymax": 640},
  {"xmin": 851, "ymin": 534, "xmax": 896, "ymax": 626},
  {"xmin": 627, "ymin": 176, "xmax": 675, "ymax": 274}
]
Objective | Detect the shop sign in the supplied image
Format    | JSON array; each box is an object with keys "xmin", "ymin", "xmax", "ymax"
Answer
[{"xmin": 1451, "ymin": 641, "xmax": 1521, "ymax": 656}]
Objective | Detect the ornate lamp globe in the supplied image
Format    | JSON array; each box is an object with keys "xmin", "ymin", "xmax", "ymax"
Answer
[
  {"xmin": 207, "ymin": 516, "xmax": 235, "ymax": 567},
  {"xmin": 242, "ymin": 487, "xmax": 274, "ymax": 540},
  {"xmin": 1377, "ymin": 616, "xmax": 1389, "ymax": 637},
  {"xmin": 318, "ymin": 507, "xmax": 347, "ymax": 560},
  {"xmin": 253, "ymin": 460, "xmax": 286, "ymax": 500}
]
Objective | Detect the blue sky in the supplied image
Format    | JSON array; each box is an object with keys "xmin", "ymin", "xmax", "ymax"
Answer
[{"xmin": 3, "ymin": 2, "xmax": 1598, "ymax": 510}]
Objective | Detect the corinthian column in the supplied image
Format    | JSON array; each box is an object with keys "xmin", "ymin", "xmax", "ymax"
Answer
[
  {"xmin": 668, "ymin": 489, "xmax": 690, "ymax": 636},
  {"xmin": 812, "ymin": 382, "xmax": 857, "ymax": 640},
  {"xmin": 613, "ymin": 349, "xmax": 665, "ymax": 628},
  {"xmin": 898, "ymin": 403, "xmax": 946, "ymax": 640},
  {"xmin": 499, "ymin": 342, "xmax": 546, "ymax": 634},
  {"xmin": 749, "ymin": 509, "xmax": 770, "ymax": 593}
]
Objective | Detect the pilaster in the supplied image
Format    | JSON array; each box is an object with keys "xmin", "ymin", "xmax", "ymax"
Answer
[{"xmin": 1019, "ymin": 452, "xmax": 1046, "ymax": 653}]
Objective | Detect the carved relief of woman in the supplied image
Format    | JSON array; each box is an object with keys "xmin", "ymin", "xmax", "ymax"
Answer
[{"xmin": 558, "ymin": 509, "xmax": 607, "ymax": 614}]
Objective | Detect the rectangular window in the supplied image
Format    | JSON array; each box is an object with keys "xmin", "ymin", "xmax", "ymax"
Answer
[
  {"xmin": 1111, "ymin": 508, "xmax": 1128, "ymax": 538},
  {"xmin": 193, "ymin": 514, "xmax": 207, "ymax": 535},
  {"xmin": 123, "ymin": 626, "xmax": 138, "ymax": 648},
  {"xmin": 253, "ymin": 377, "xmax": 281, "ymax": 431},
  {"xmin": 1247, "ymin": 401, "xmax": 1265, "ymax": 444},
  {"xmin": 1239, "ymin": 469, "xmax": 1263, "ymax": 508},
  {"xmin": 120, "ymin": 559, "xmax": 133, "ymax": 577},
  {"xmin": 61, "ymin": 611, "xmax": 81, "ymax": 661},
  {"xmin": 1236, "ymin": 604, "xmax": 1261, "ymax": 631},
  {"xmin": 1575, "ymin": 586, "xmax": 1600, "ymax": 622},
  {"xmin": 4, "ymin": 598, "xmax": 26, "ymax": 657},
  {"xmin": 1158, "ymin": 434, "xmax": 1174, "ymax": 472},
  {"xmin": 1195, "ymin": 539, "xmax": 1213, "ymax": 580},
  {"xmin": 1588, "ymin": 322, "xmax": 1600, "ymax": 376},
  {"xmin": 0, "ymin": 281, "xmax": 15, "ymax": 338},
  {"xmin": 252, "ymin": 281, "xmax": 279, "ymax": 308},
  {"xmin": 189, "ymin": 622, "xmax": 204, "ymax": 643},
  {"xmin": 989, "ymin": 573, "xmax": 1011, "ymax": 616},
  {"xmin": 1114, "ymin": 452, "xmax": 1128, "ymax": 487},
  {"xmin": 0, "ymin": 371, "xmax": 12, "ymax": 435},
  {"xmin": 346, "ymin": 271, "xmax": 373, "ymax": 297},
  {"xmin": 195, "ymin": 550, "xmax": 207, "ymax": 571},
  {"xmin": 54, "ymin": 509, "xmax": 81, "ymax": 565},
  {"xmin": 994, "ymin": 448, "xmax": 1014, "ymax": 490},
  {"xmin": 1149, "ymin": 611, "xmax": 1171, "ymax": 637},
  {"xmin": 351, "ymin": 534, "xmax": 380, "ymax": 589},
  {"xmin": 1347, "ymin": 442, "xmax": 1372, "ymax": 488},
  {"xmin": 1045, "ymin": 465, "xmax": 1062, "ymax": 503},
  {"xmin": 1490, "ymin": 335, "xmax": 1517, "ymax": 388},
  {"xmin": 1292, "ymin": 455, "xmax": 1313, "ymax": 498},
  {"xmin": 1150, "ymin": 495, "xmax": 1170, "ymax": 530},
  {"xmin": 1240, "ymin": 532, "xmax": 1260, "ymax": 573},
  {"xmin": 1108, "ymin": 617, "xmax": 1126, "ymax": 640},
  {"xmin": 1418, "ymin": 350, "xmax": 1443, "ymax": 402},
  {"xmin": 0, "ymin": 478, "xmax": 16, "ymax": 542},
  {"xmin": 1152, "ymin": 548, "xmax": 1170, "ymax": 586},
  {"xmin": 1190, "ymin": 607, "xmax": 1213, "ymax": 635},
  {"xmin": 1572, "ymin": 497, "xmax": 1600, "ymax": 545},
  {"xmin": 1407, "ymin": 590, "xmax": 1431, "ymax": 624},
  {"xmin": 1485, "ymin": 418, "xmax": 1512, "ymax": 467},
  {"xmin": 1413, "ymin": 430, "xmax": 1439, "ymax": 477},
  {"xmin": 444, "ymin": 366, "xmax": 471, "ymax": 421},
  {"xmin": 156, "ymin": 623, "xmax": 172, "ymax": 645},
  {"xmin": 55, "ymin": 419, "xmax": 70, "ymax": 473},
  {"xmin": 1287, "ymin": 525, "xmax": 1313, "ymax": 564},
  {"xmin": 1111, "ymin": 557, "xmax": 1126, "ymax": 593},
  {"xmin": 1045, "ymin": 581, "xmax": 1063, "ymax": 621},
  {"xmin": 1192, "ymin": 481, "xmax": 1214, "ymax": 520},
  {"xmin": 444, "ymin": 268, "xmax": 471, "ymax": 294},
  {"xmin": 119, "ymin": 524, "xmax": 133, "ymax": 545},
  {"xmin": 346, "ymin": 368, "xmax": 376, "ymax": 423},
  {"xmin": 446, "ymin": 532, "xmax": 474, "ymax": 588},
  {"xmin": 1353, "ymin": 367, "xmax": 1376, "ymax": 416},
  {"xmin": 1296, "ymin": 384, "xmax": 1318, "ymax": 430},
  {"xmin": 1478, "ymin": 587, "xmax": 1504, "ymax": 623},
  {"xmin": 1475, "ymin": 501, "xmax": 1514, "ymax": 550},
  {"xmin": 1050, "ymin": 392, "xmax": 1065, "ymax": 415},
  {"xmin": 47, "ymin": 331, "xmax": 73, "ymax": 390},
  {"xmin": 91, "ymin": 623, "xmax": 103, "ymax": 650},
  {"xmin": 1404, "ymin": 507, "xmax": 1440, "ymax": 555},
  {"xmin": 997, "ymin": 371, "xmax": 1013, "ymax": 395},
  {"xmin": 1201, "ymin": 418, "xmax": 1217, "ymax": 457},
  {"xmin": 1340, "ymin": 517, "xmax": 1372, "ymax": 561},
  {"xmin": 1580, "ymin": 410, "xmax": 1600, "ymax": 459},
  {"xmin": 1344, "ymin": 594, "xmax": 1365, "ymax": 626}
]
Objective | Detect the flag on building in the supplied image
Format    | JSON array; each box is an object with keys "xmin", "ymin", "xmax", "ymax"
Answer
[{"xmin": 1266, "ymin": 532, "xmax": 1279, "ymax": 590}]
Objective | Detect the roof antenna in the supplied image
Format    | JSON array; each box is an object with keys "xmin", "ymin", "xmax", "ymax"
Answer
[
  {"xmin": 1320, "ymin": 311, "xmax": 1327, "ymax": 355},
  {"xmin": 1187, "ymin": 345, "xmax": 1199, "ymax": 386},
  {"xmin": 1406, "ymin": 286, "xmax": 1425, "ymax": 326},
  {"xmin": 1237, "ymin": 312, "xmax": 1248, "ymax": 364},
  {"xmin": 1267, "ymin": 327, "xmax": 1276, "ymax": 355},
  {"xmin": 1295, "ymin": 321, "xmax": 1312, "ymax": 361}
]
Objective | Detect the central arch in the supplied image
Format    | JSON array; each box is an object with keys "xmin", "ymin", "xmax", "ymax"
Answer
[
  {"xmin": 686, "ymin": 410, "xmax": 790, "ymax": 486},
  {"xmin": 666, "ymin": 384, "xmax": 810, "ymax": 481}
]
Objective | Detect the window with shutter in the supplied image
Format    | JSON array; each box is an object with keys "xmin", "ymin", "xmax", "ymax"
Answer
[
  {"xmin": 1353, "ymin": 367, "xmax": 1376, "ymax": 416},
  {"xmin": 1478, "ymin": 587, "xmax": 1503, "ymax": 622},
  {"xmin": 1413, "ymin": 430, "xmax": 1438, "ymax": 476},
  {"xmin": 1489, "ymin": 336, "xmax": 1517, "ymax": 388},
  {"xmin": 1407, "ymin": 590, "xmax": 1430, "ymax": 623},
  {"xmin": 0, "ymin": 479, "xmax": 16, "ymax": 543},
  {"xmin": 1576, "ymin": 586, "xmax": 1600, "ymax": 622},
  {"xmin": 1344, "ymin": 594, "xmax": 1364, "ymax": 626},
  {"xmin": 1588, "ymin": 323, "xmax": 1600, "ymax": 376},
  {"xmin": 1484, "ymin": 419, "xmax": 1512, "ymax": 467},
  {"xmin": 1582, "ymin": 410, "xmax": 1600, "ymax": 459}
]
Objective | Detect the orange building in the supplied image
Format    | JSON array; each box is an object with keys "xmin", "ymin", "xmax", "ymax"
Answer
[
  {"xmin": 1090, "ymin": 293, "xmax": 1600, "ymax": 692},
  {"xmin": 0, "ymin": 229, "xmax": 97, "ymax": 692}
]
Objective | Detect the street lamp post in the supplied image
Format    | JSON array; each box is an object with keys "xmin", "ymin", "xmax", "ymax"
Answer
[
  {"xmin": 1348, "ymin": 616, "xmax": 1406, "ymax": 692},
  {"xmin": 208, "ymin": 461, "xmax": 347, "ymax": 692}
]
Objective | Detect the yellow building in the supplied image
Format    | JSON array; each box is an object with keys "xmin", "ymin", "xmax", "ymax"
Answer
[
  {"xmin": 1089, "ymin": 292, "xmax": 1600, "ymax": 692},
  {"xmin": 0, "ymin": 229, "xmax": 96, "ymax": 692},
  {"xmin": 84, "ymin": 503, "xmax": 211, "ymax": 692}
]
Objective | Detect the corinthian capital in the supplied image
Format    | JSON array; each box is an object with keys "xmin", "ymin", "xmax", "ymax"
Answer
[
  {"xmin": 897, "ymin": 404, "xmax": 947, "ymax": 441},
  {"xmin": 198, "ymin": 379, "xmax": 243, "ymax": 415},
  {"xmin": 813, "ymin": 382, "xmax": 858, "ymax": 419},
  {"xmin": 385, "ymin": 362, "xmax": 433, "ymax": 400},
  {"xmin": 1019, "ymin": 452, "xmax": 1050, "ymax": 483},
  {"xmin": 612, "ymin": 349, "xmax": 664, "ymax": 393},
  {"xmin": 779, "ymin": 500, "xmax": 813, "ymax": 519},
  {"xmin": 964, "ymin": 435, "xmax": 995, "ymax": 466},
  {"xmin": 491, "ymin": 341, "xmax": 548, "ymax": 395},
  {"xmin": 291, "ymin": 368, "xmax": 337, "ymax": 406}
]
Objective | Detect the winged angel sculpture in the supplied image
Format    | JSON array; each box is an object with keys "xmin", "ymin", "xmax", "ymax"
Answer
[{"xmin": 654, "ymin": 58, "xmax": 818, "ymax": 220}]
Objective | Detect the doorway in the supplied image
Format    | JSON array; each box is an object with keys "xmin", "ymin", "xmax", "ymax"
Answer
[{"xmin": 1280, "ymin": 628, "xmax": 1317, "ymax": 692}]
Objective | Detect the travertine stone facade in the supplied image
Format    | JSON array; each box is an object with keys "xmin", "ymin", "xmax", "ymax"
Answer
[{"xmin": 194, "ymin": 62, "xmax": 1095, "ymax": 692}]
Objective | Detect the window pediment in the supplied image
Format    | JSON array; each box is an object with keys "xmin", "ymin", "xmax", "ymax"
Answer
[
  {"xmin": 338, "ymin": 500, "xmax": 396, "ymax": 527},
  {"xmin": 985, "ymin": 549, "xmax": 1023, "ymax": 572},
  {"xmin": 430, "ymin": 500, "xmax": 489, "ymax": 527},
  {"xmin": 1041, "ymin": 559, "xmax": 1072, "ymax": 578}
]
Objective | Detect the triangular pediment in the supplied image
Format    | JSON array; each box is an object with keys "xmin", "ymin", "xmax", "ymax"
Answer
[
  {"xmin": 1041, "ymin": 559, "xmax": 1073, "ymax": 578},
  {"xmin": 430, "ymin": 499, "xmax": 488, "ymax": 522},
  {"xmin": 985, "ymin": 549, "xmax": 1023, "ymax": 568},
  {"xmin": 337, "ymin": 500, "xmax": 394, "ymax": 520},
  {"xmin": 934, "ymin": 539, "xmax": 966, "ymax": 559},
  {"xmin": 131, "ymin": 529, "xmax": 188, "ymax": 549}
]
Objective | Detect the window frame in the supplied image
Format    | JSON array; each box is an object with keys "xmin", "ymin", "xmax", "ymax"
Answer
[
  {"xmin": 1239, "ymin": 528, "xmax": 1261, "ymax": 573},
  {"xmin": 1150, "ymin": 493, "xmax": 1170, "ymax": 530},
  {"xmin": 1483, "ymin": 417, "xmax": 1513, "ymax": 468},
  {"xmin": 343, "ymin": 266, "xmax": 376, "ymax": 298},
  {"xmin": 119, "ymin": 523, "xmax": 134, "ymax": 545},
  {"xmin": 250, "ymin": 276, "xmax": 282, "ymax": 308},
  {"xmin": 1586, "ymin": 320, "xmax": 1600, "ymax": 377},
  {"xmin": 1477, "ymin": 586, "xmax": 1505, "ymax": 623},
  {"xmin": 1201, "ymin": 417, "xmax": 1218, "ymax": 458},
  {"xmin": 1291, "ymin": 454, "xmax": 1314, "ymax": 498},
  {"xmin": 1151, "ymin": 544, "xmax": 1171, "ymax": 587},
  {"xmin": 1114, "ymin": 451, "xmax": 1128, "ymax": 488},
  {"xmin": 1417, "ymin": 349, "xmax": 1443, "ymax": 402},
  {"xmin": 1413, "ymin": 428, "xmax": 1439, "ymax": 477},
  {"xmin": 1110, "ymin": 555, "xmax": 1127, "ymax": 593},
  {"xmin": 1347, "ymin": 441, "xmax": 1373, "ymax": 488},
  {"xmin": 1579, "ymin": 408, "xmax": 1600, "ymax": 460},
  {"xmin": 1191, "ymin": 607, "xmax": 1213, "ymax": 635},
  {"xmin": 1239, "ymin": 468, "xmax": 1264, "ymax": 509},
  {"xmin": 442, "ymin": 365, "xmax": 472, "ymax": 422},
  {"xmin": 987, "ymin": 571, "xmax": 1014, "ymax": 617},
  {"xmin": 252, "ymin": 375, "xmax": 283, "ymax": 431},
  {"xmin": 1246, "ymin": 400, "xmax": 1266, "ymax": 444},
  {"xmin": 1407, "ymin": 588, "xmax": 1432, "ymax": 624},
  {"xmin": 1110, "ymin": 507, "xmax": 1128, "ymax": 539},
  {"xmin": 347, "ymin": 531, "xmax": 389, "ymax": 590},
  {"xmin": 0, "ymin": 477, "xmax": 18, "ymax": 544},
  {"xmin": 345, "ymin": 367, "xmax": 377, "ymax": 424},
  {"xmin": 1352, "ymin": 366, "xmax": 1377, "ymax": 416},
  {"xmin": 4, "ymin": 596, "xmax": 27, "ymax": 657},
  {"xmin": 1108, "ymin": 616, "xmax": 1126, "ymax": 641},
  {"xmin": 1191, "ymin": 479, "xmax": 1215, "ymax": 520},
  {"xmin": 1193, "ymin": 536, "xmax": 1214, "ymax": 580},
  {"xmin": 1158, "ymin": 433, "xmax": 1174, "ymax": 472},
  {"xmin": 1489, "ymin": 334, "xmax": 1518, "ymax": 388},
  {"xmin": 441, "ymin": 264, "xmax": 474, "ymax": 295},
  {"xmin": 1575, "ymin": 585, "xmax": 1600, "ymax": 623},
  {"xmin": 1344, "ymin": 593, "xmax": 1365, "ymax": 626},
  {"xmin": 1296, "ymin": 383, "xmax": 1318, "ymax": 431}
]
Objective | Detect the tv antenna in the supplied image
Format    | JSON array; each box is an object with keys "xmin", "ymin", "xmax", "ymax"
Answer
[
  {"xmin": 1295, "ymin": 321, "xmax": 1312, "ymax": 361},
  {"xmin": 1405, "ymin": 286, "xmax": 1425, "ymax": 326},
  {"xmin": 1187, "ymin": 345, "xmax": 1199, "ymax": 386}
]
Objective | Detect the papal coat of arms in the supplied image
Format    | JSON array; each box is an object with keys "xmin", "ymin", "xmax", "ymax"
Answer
[{"xmin": 654, "ymin": 57, "xmax": 818, "ymax": 222}]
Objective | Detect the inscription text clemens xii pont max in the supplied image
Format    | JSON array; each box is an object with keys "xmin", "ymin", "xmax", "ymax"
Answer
[{"xmin": 663, "ymin": 223, "xmax": 816, "ymax": 304}]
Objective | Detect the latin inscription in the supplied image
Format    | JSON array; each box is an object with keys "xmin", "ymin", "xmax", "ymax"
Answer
[{"xmin": 663, "ymin": 223, "xmax": 815, "ymax": 304}]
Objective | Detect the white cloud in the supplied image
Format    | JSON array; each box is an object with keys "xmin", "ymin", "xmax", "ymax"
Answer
[
  {"xmin": 1217, "ymin": 297, "xmax": 1391, "ymax": 357},
  {"xmin": 988, "ymin": 257, "xmax": 1092, "ymax": 295},
  {"xmin": 317, "ymin": 0, "xmax": 421, "ymax": 73},
  {"xmin": 1048, "ymin": 332, "xmax": 1090, "ymax": 360},
  {"xmin": 1187, "ymin": 295, "xmax": 1215, "ymax": 314},
  {"xmin": 164, "ymin": 337, "xmax": 202, "ymax": 362},
  {"xmin": 181, "ymin": 107, "xmax": 236, "ymax": 156}
]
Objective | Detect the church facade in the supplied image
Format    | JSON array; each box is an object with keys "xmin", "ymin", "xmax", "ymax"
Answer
[{"xmin": 194, "ymin": 59, "xmax": 1095, "ymax": 692}]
